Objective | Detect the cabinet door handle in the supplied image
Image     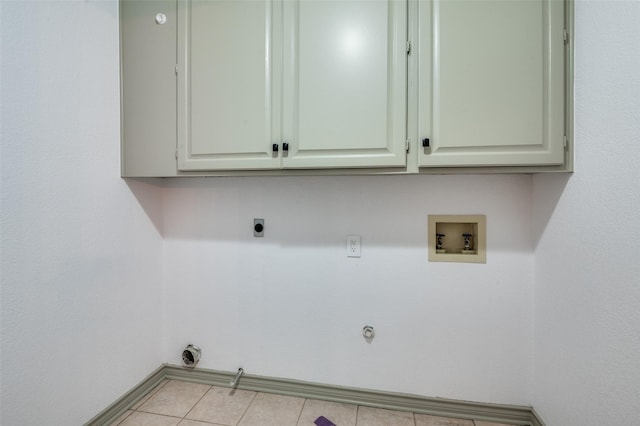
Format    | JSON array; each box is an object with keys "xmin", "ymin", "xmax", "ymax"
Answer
[
  {"xmin": 282, "ymin": 142, "xmax": 289, "ymax": 151},
  {"xmin": 272, "ymin": 143, "xmax": 279, "ymax": 152},
  {"xmin": 422, "ymin": 138, "xmax": 430, "ymax": 147}
]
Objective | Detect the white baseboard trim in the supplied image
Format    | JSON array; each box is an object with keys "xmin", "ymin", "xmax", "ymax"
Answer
[{"xmin": 86, "ymin": 364, "xmax": 544, "ymax": 426}]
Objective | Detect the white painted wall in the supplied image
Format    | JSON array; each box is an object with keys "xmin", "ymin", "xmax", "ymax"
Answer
[
  {"xmin": 163, "ymin": 174, "xmax": 534, "ymax": 405},
  {"xmin": 0, "ymin": 2, "xmax": 164, "ymax": 424},
  {"xmin": 532, "ymin": 1, "xmax": 640, "ymax": 425}
]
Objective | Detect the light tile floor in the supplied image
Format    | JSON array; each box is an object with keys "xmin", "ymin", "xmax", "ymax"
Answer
[{"xmin": 110, "ymin": 380, "xmax": 517, "ymax": 426}]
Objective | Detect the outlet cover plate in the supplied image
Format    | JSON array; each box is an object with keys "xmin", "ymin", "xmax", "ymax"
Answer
[{"xmin": 347, "ymin": 235, "xmax": 361, "ymax": 258}]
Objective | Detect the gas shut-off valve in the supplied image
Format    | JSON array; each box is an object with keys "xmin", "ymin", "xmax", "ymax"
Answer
[{"xmin": 362, "ymin": 325, "xmax": 375, "ymax": 339}]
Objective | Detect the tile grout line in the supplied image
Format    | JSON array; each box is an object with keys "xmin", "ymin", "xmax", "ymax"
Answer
[
  {"xmin": 134, "ymin": 380, "xmax": 209, "ymax": 422},
  {"xmin": 129, "ymin": 411, "xmax": 184, "ymax": 422},
  {"xmin": 296, "ymin": 398, "xmax": 310, "ymax": 426},
  {"xmin": 234, "ymin": 388, "xmax": 259, "ymax": 426},
  {"xmin": 133, "ymin": 379, "xmax": 170, "ymax": 411},
  {"xmin": 132, "ymin": 380, "xmax": 171, "ymax": 416},
  {"xmin": 181, "ymin": 382, "xmax": 214, "ymax": 422},
  {"xmin": 131, "ymin": 409, "xmax": 183, "ymax": 419},
  {"xmin": 293, "ymin": 397, "xmax": 307, "ymax": 426}
]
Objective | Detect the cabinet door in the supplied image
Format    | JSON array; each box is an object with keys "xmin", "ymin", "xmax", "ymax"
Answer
[
  {"xmin": 177, "ymin": 0, "xmax": 282, "ymax": 171},
  {"xmin": 282, "ymin": 0, "xmax": 408, "ymax": 169},
  {"xmin": 418, "ymin": 0, "xmax": 565, "ymax": 167}
]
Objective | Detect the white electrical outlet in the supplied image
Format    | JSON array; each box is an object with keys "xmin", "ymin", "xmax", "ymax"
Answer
[{"xmin": 347, "ymin": 235, "xmax": 361, "ymax": 258}]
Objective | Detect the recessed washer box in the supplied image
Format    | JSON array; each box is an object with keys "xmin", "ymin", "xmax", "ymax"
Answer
[{"xmin": 428, "ymin": 215, "xmax": 486, "ymax": 263}]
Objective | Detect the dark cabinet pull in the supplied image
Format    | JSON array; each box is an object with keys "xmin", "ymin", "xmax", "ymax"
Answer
[
  {"xmin": 272, "ymin": 143, "xmax": 279, "ymax": 152},
  {"xmin": 283, "ymin": 142, "xmax": 289, "ymax": 151},
  {"xmin": 422, "ymin": 138, "xmax": 430, "ymax": 147}
]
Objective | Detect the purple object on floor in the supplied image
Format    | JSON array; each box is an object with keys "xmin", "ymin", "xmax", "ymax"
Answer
[{"xmin": 314, "ymin": 415, "xmax": 337, "ymax": 426}]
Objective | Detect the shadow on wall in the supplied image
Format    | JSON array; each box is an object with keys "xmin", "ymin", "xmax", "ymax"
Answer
[
  {"xmin": 155, "ymin": 174, "xmax": 534, "ymax": 253},
  {"xmin": 532, "ymin": 173, "xmax": 571, "ymax": 249},
  {"xmin": 125, "ymin": 178, "xmax": 164, "ymax": 235}
]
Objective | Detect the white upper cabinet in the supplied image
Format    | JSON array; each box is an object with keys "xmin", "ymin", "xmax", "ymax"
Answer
[
  {"xmin": 177, "ymin": 0, "xmax": 407, "ymax": 171},
  {"xmin": 120, "ymin": 0, "xmax": 571, "ymax": 176},
  {"xmin": 417, "ymin": 0, "xmax": 566, "ymax": 167},
  {"xmin": 282, "ymin": 0, "xmax": 407, "ymax": 169},
  {"xmin": 177, "ymin": 0, "xmax": 283, "ymax": 171}
]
